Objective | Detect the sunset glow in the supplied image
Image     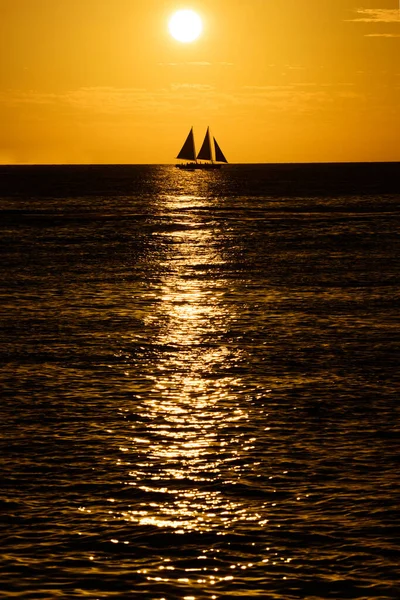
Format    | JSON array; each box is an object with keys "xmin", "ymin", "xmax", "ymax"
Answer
[{"xmin": 1, "ymin": 1, "xmax": 399, "ymax": 164}]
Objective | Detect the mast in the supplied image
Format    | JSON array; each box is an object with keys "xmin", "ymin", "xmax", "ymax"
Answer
[
  {"xmin": 177, "ymin": 127, "xmax": 197, "ymax": 162},
  {"xmin": 196, "ymin": 127, "xmax": 213, "ymax": 162}
]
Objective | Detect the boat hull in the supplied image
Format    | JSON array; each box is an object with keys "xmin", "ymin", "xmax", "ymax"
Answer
[{"xmin": 176, "ymin": 163, "xmax": 222, "ymax": 170}]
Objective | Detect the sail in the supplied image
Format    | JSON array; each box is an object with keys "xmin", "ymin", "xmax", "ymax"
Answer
[
  {"xmin": 197, "ymin": 127, "xmax": 212, "ymax": 161},
  {"xmin": 177, "ymin": 128, "xmax": 196, "ymax": 161},
  {"xmin": 214, "ymin": 137, "xmax": 228, "ymax": 163}
]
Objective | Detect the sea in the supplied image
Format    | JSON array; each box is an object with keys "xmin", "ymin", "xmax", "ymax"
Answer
[{"xmin": 0, "ymin": 163, "xmax": 399, "ymax": 600}]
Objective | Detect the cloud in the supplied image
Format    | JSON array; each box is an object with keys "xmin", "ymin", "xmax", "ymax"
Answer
[
  {"xmin": 1, "ymin": 87, "xmax": 177, "ymax": 115},
  {"xmin": 159, "ymin": 61, "xmax": 211, "ymax": 67},
  {"xmin": 0, "ymin": 82, "xmax": 364, "ymax": 122},
  {"xmin": 158, "ymin": 61, "xmax": 234, "ymax": 67},
  {"xmin": 0, "ymin": 86, "xmax": 223, "ymax": 117},
  {"xmin": 365, "ymin": 33, "xmax": 400, "ymax": 37},
  {"xmin": 170, "ymin": 83, "xmax": 213, "ymax": 90},
  {"xmin": 228, "ymin": 83, "xmax": 363, "ymax": 116},
  {"xmin": 348, "ymin": 9, "xmax": 400, "ymax": 23}
]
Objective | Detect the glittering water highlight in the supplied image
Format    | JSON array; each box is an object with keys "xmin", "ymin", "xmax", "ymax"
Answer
[{"xmin": 0, "ymin": 164, "xmax": 399, "ymax": 599}]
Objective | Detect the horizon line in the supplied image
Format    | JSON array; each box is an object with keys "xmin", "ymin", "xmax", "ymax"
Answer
[{"xmin": 1, "ymin": 160, "xmax": 400, "ymax": 167}]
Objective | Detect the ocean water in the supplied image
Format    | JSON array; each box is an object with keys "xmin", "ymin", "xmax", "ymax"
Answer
[{"xmin": 0, "ymin": 163, "xmax": 399, "ymax": 599}]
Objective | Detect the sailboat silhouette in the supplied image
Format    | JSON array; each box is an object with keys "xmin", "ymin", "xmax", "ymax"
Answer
[{"xmin": 176, "ymin": 127, "xmax": 228, "ymax": 170}]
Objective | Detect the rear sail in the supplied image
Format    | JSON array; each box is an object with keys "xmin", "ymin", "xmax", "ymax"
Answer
[
  {"xmin": 214, "ymin": 137, "xmax": 228, "ymax": 163},
  {"xmin": 197, "ymin": 127, "xmax": 212, "ymax": 161},
  {"xmin": 177, "ymin": 127, "xmax": 196, "ymax": 161}
]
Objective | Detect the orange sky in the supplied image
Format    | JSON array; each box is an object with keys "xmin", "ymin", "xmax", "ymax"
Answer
[{"xmin": 1, "ymin": 0, "xmax": 399, "ymax": 164}]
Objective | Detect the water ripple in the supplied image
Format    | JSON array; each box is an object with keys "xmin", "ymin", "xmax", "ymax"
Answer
[{"xmin": 0, "ymin": 165, "xmax": 399, "ymax": 598}]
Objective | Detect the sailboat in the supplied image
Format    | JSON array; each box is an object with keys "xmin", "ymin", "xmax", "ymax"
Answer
[{"xmin": 176, "ymin": 127, "xmax": 228, "ymax": 169}]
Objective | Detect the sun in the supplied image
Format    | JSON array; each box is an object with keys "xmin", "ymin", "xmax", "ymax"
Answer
[{"xmin": 168, "ymin": 10, "xmax": 203, "ymax": 43}]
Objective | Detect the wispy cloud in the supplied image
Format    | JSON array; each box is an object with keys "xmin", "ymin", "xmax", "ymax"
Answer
[
  {"xmin": 348, "ymin": 9, "xmax": 400, "ymax": 23},
  {"xmin": 238, "ymin": 84, "xmax": 362, "ymax": 113},
  {"xmin": 158, "ymin": 61, "xmax": 234, "ymax": 67},
  {"xmin": 0, "ymin": 82, "xmax": 364, "ymax": 120},
  {"xmin": 365, "ymin": 32, "xmax": 400, "ymax": 37},
  {"xmin": 0, "ymin": 87, "xmax": 161, "ymax": 114},
  {"xmin": 0, "ymin": 86, "xmax": 222, "ymax": 116},
  {"xmin": 159, "ymin": 61, "xmax": 211, "ymax": 67},
  {"xmin": 170, "ymin": 83, "xmax": 213, "ymax": 90}
]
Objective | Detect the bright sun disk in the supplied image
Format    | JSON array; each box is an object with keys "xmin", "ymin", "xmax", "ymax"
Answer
[{"xmin": 168, "ymin": 10, "xmax": 203, "ymax": 43}]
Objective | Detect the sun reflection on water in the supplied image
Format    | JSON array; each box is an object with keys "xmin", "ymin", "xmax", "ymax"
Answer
[
  {"xmin": 114, "ymin": 194, "xmax": 260, "ymax": 529},
  {"xmin": 99, "ymin": 187, "xmax": 295, "ymax": 592}
]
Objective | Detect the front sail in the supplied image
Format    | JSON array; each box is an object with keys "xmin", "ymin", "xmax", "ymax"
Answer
[
  {"xmin": 197, "ymin": 127, "xmax": 212, "ymax": 161},
  {"xmin": 177, "ymin": 128, "xmax": 196, "ymax": 161},
  {"xmin": 214, "ymin": 137, "xmax": 228, "ymax": 163}
]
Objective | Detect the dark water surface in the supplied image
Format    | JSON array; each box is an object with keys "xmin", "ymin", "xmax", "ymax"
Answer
[{"xmin": 0, "ymin": 164, "xmax": 399, "ymax": 599}]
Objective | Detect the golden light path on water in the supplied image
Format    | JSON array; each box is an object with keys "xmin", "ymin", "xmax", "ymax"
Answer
[
  {"xmin": 126, "ymin": 193, "xmax": 254, "ymax": 533},
  {"xmin": 98, "ymin": 189, "xmax": 292, "ymax": 592}
]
